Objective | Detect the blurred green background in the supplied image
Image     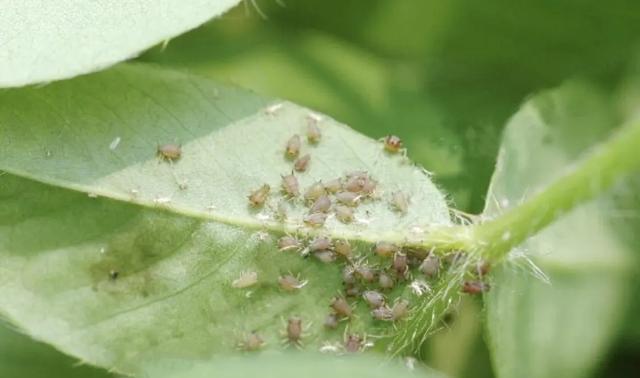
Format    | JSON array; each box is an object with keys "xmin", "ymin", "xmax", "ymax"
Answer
[{"xmin": 3, "ymin": 0, "xmax": 640, "ymax": 377}]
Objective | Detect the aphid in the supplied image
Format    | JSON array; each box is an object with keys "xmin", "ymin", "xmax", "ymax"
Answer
[
  {"xmin": 344, "ymin": 284, "xmax": 361, "ymax": 298},
  {"xmin": 304, "ymin": 181, "xmax": 326, "ymax": 203},
  {"xmin": 344, "ymin": 175, "xmax": 367, "ymax": 192},
  {"xmin": 109, "ymin": 269, "xmax": 119, "ymax": 281},
  {"xmin": 309, "ymin": 195, "xmax": 332, "ymax": 213},
  {"xmin": 232, "ymin": 271, "xmax": 258, "ymax": 288},
  {"xmin": 304, "ymin": 212, "xmax": 327, "ymax": 227},
  {"xmin": 278, "ymin": 274, "xmax": 308, "ymax": 291},
  {"xmin": 390, "ymin": 191, "xmax": 409, "ymax": 214},
  {"xmin": 330, "ymin": 297, "xmax": 352, "ymax": 318},
  {"xmin": 371, "ymin": 306, "xmax": 393, "ymax": 321},
  {"xmin": 391, "ymin": 299, "xmax": 410, "ymax": 320},
  {"xmin": 324, "ymin": 313, "xmax": 339, "ymax": 329},
  {"xmin": 281, "ymin": 174, "xmax": 300, "ymax": 197},
  {"xmin": 307, "ymin": 123, "xmax": 321, "ymax": 144},
  {"xmin": 286, "ymin": 317, "xmax": 303, "ymax": 345},
  {"xmin": 344, "ymin": 334, "xmax": 365, "ymax": 353},
  {"xmin": 324, "ymin": 178, "xmax": 342, "ymax": 193},
  {"xmin": 476, "ymin": 260, "xmax": 491, "ymax": 277},
  {"xmin": 360, "ymin": 178, "xmax": 377, "ymax": 195},
  {"xmin": 334, "ymin": 240, "xmax": 353, "ymax": 259},
  {"xmin": 335, "ymin": 205, "xmax": 354, "ymax": 224},
  {"xmin": 285, "ymin": 134, "xmax": 301, "ymax": 159},
  {"xmin": 157, "ymin": 143, "xmax": 181, "ymax": 161},
  {"xmin": 294, "ymin": 154, "xmax": 311, "ymax": 172},
  {"xmin": 393, "ymin": 252, "xmax": 409, "ymax": 277},
  {"xmin": 462, "ymin": 280, "xmax": 490, "ymax": 294},
  {"xmin": 239, "ymin": 331, "xmax": 264, "ymax": 351},
  {"xmin": 355, "ymin": 265, "xmax": 376, "ymax": 283},
  {"xmin": 362, "ymin": 290, "xmax": 385, "ymax": 309},
  {"xmin": 378, "ymin": 272, "xmax": 394, "ymax": 290},
  {"xmin": 278, "ymin": 235, "xmax": 301, "ymax": 252},
  {"xmin": 314, "ymin": 250, "xmax": 336, "ymax": 264},
  {"xmin": 342, "ymin": 266, "xmax": 357, "ymax": 285},
  {"xmin": 309, "ymin": 236, "xmax": 332, "ymax": 251},
  {"xmin": 383, "ymin": 135, "xmax": 403, "ymax": 153},
  {"xmin": 419, "ymin": 254, "xmax": 440, "ymax": 278},
  {"xmin": 335, "ymin": 191, "xmax": 360, "ymax": 207},
  {"xmin": 374, "ymin": 241, "xmax": 399, "ymax": 258},
  {"xmin": 248, "ymin": 184, "xmax": 270, "ymax": 207}
]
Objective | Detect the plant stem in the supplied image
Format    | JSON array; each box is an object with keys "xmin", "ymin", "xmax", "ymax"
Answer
[{"xmin": 469, "ymin": 120, "xmax": 640, "ymax": 260}]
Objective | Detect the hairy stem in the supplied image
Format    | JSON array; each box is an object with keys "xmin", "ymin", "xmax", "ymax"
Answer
[{"xmin": 468, "ymin": 120, "xmax": 640, "ymax": 260}]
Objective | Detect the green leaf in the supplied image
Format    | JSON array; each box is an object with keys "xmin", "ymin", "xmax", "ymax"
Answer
[
  {"xmin": 141, "ymin": 353, "xmax": 445, "ymax": 378},
  {"xmin": 0, "ymin": 0, "xmax": 241, "ymax": 88},
  {"xmin": 0, "ymin": 64, "xmax": 451, "ymax": 374},
  {"xmin": 483, "ymin": 82, "xmax": 633, "ymax": 378}
]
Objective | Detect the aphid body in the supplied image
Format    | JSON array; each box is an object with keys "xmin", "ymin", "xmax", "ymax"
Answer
[
  {"xmin": 371, "ymin": 306, "xmax": 393, "ymax": 321},
  {"xmin": 374, "ymin": 241, "xmax": 399, "ymax": 258},
  {"xmin": 307, "ymin": 124, "xmax": 321, "ymax": 144},
  {"xmin": 383, "ymin": 135, "xmax": 403, "ymax": 153},
  {"xmin": 278, "ymin": 235, "xmax": 301, "ymax": 252},
  {"xmin": 248, "ymin": 184, "xmax": 270, "ymax": 207},
  {"xmin": 419, "ymin": 254, "xmax": 440, "ymax": 278},
  {"xmin": 362, "ymin": 290, "xmax": 385, "ymax": 309},
  {"xmin": 278, "ymin": 274, "xmax": 307, "ymax": 291},
  {"xmin": 309, "ymin": 236, "xmax": 332, "ymax": 251},
  {"xmin": 304, "ymin": 212, "xmax": 327, "ymax": 227},
  {"xmin": 286, "ymin": 317, "xmax": 303, "ymax": 345},
  {"xmin": 335, "ymin": 191, "xmax": 360, "ymax": 207},
  {"xmin": 323, "ymin": 178, "xmax": 342, "ymax": 193},
  {"xmin": 330, "ymin": 297, "xmax": 352, "ymax": 318},
  {"xmin": 157, "ymin": 143, "xmax": 181, "ymax": 161},
  {"xmin": 334, "ymin": 240, "xmax": 353, "ymax": 259},
  {"xmin": 462, "ymin": 280, "xmax": 490, "ymax": 294},
  {"xmin": 240, "ymin": 331, "xmax": 264, "ymax": 351},
  {"xmin": 314, "ymin": 250, "xmax": 336, "ymax": 264},
  {"xmin": 378, "ymin": 272, "xmax": 394, "ymax": 290},
  {"xmin": 281, "ymin": 174, "xmax": 300, "ymax": 197},
  {"xmin": 294, "ymin": 154, "xmax": 311, "ymax": 172},
  {"xmin": 309, "ymin": 195, "xmax": 331, "ymax": 213},
  {"xmin": 393, "ymin": 252, "xmax": 409, "ymax": 277},
  {"xmin": 335, "ymin": 205, "xmax": 354, "ymax": 223},
  {"xmin": 391, "ymin": 191, "xmax": 409, "ymax": 214},
  {"xmin": 304, "ymin": 181, "xmax": 326, "ymax": 202},
  {"xmin": 391, "ymin": 299, "xmax": 410, "ymax": 320},
  {"xmin": 285, "ymin": 134, "xmax": 301, "ymax": 159}
]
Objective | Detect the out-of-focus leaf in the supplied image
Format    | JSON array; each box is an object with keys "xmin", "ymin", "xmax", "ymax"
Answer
[
  {"xmin": 0, "ymin": 0, "xmax": 241, "ymax": 87},
  {"xmin": 483, "ymin": 82, "xmax": 633, "ymax": 378},
  {"xmin": 141, "ymin": 353, "xmax": 445, "ymax": 378},
  {"xmin": 0, "ymin": 64, "xmax": 451, "ymax": 374}
]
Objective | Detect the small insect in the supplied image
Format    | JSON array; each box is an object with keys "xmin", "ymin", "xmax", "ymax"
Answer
[
  {"xmin": 304, "ymin": 212, "xmax": 327, "ymax": 227},
  {"xmin": 344, "ymin": 334, "xmax": 370, "ymax": 353},
  {"xmin": 362, "ymin": 290, "xmax": 385, "ymax": 309},
  {"xmin": 343, "ymin": 175, "xmax": 367, "ymax": 193},
  {"xmin": 309, "ymin": 236, "xmax": 332, "ymax": 251},
  {"xmin": 309, "ymin": 195, "xmax": 332, "ymax": 213},
  {"xmin": 108, "ymin": 269, "xmax": 119, "ymax": 281},
  {"xmin": 383, "ymin": 135, "xmax": 403, "ymax": 153},
  {"xmin": 342, "ymin": 266, "xmax": 357, "ymax": 285},
  {"xmin": 281, "ymin": 173, "xmax": 300, "ymax": 197},
  {"xmin": 330, "ymin": 297, "xmax": 352, "ymax": 318},
  {"xmin": 157, "ymin": 143, "xmax": 181, "ymax": 161},
  {"xmin": 393, "ymin": 252, "xmax": 409, "ymax": 277},
  {"xmin": 390, "ymin": 191, "xmax": 409, "ymax": 214},
  {"xmin": 476, "ymin": 260, "xmax": 491, "ymax": 277},
  {"xmin": 324, "ymin": 313, "xmax": 339, "ymax": 329},
  {"xmin": 462, "ymin": 280, "xmax": 490, "ymax": 294},
  {"xmin": 419, "ymin": 254, "xmax": 440, "ymax": 278},
  {"xmin": 334, "ymin": 240, "xmax": 353, "ymax": 259},
  {"xmin": 239, "ymin": 331, "xmax": 264, "ymax": 351},
  {"xmin": 294, "ymin": 154, "xmax": 311, "ymax": 172},
  {"xmin": 248, "ymin": 184, "xmax": 270, "ymax": 207},
  {"xmin": 286, "ymin": 317, "xmax": 304, "ymax": 346},
  {"xmin": 355, "ymin": 265, "xmax": 376, "ymax": 283},
  {"xmin": 314, "ymin": 250, "xmax": 336, "ymax": 264},
  {"xmin": 324, "ymin": 178, "xmax": 342, "ymax": 193},
  {"xmin": 278, "ymin": 274, "xmax": 308, "ymax": 291},
  {"xmin": 334, "ymin": 205, "xmax": 354, "ymax": 224},
  {"xmin": 378, "ymin": 272, "xmax": 394, "ymax": 290},
  {"xmin": 374, "ymin": 242, "xmax": 399, "ymax": 258},
  {"xmin": 371, "ymin": 306, "xmax": 393, "ymax": 321},
  {"xmin": 335, "ymin": 191, "xmax": 360, "ymax": 207},
  {"xmin": 391, "ymin": 299, "xmax": 410, "ymax": 320},
  {"xmin": 285, "ymin": 134, "xmax": 301, "ymax": 159},
  {"xmin": 278, "ymin": 236, "xmax": 301, "ymax": 252},
  {"xmin": 232, "ymin": 271, "xmax": 258, "ymax": 288},
  {"xmin": 344, "ymin": 284, "xmax": 361, "ymax": 298},
  {"xmin": 307, "ymin": 123, "xmax": 321, "ymax": 144},
  {"xmin": 304, "ymin": 181, "xmax": 326, "ymax": 203}
]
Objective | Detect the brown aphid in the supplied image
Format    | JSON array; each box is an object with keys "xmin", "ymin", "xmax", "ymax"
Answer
[
  {"xmin": 330, "ymin": 297, "xmax": 352, "ymax": 318},
  {"xmin": 371, "ymin": 306, "xmax": 393, "ymax": 321},
  {"xmin": 281, "ymin": 173, "xmax": 300, "ymax": 197},
  {"xmin": 383, "ymin": 135, "xmax": 403, "ymax": 153},
  {"xmin": 393, "ymin": 252, "xmax": 409, "ymax": 277},
  {"xmin": 462, "ymin": 280, "xmax": 490, "ymax": 294},
  {"xmin": 309, "ymin": 195, "xmax": 332, "ymax": 213},
  {"xmin": 419, "ymin": 254, "xmax": 440, "ymax": 278},
  {"xmin": 324, "ymin": 313, "xmax": 339, "ymax": 329},
  {"xmin": 314, "ymin": 250, "xmax": 336, "ymax": 264},
  {"xmin": 248, "ymin": 184, "xmax": 270, "ymax": 207},
  {"xmin": 278, "ymin": 274, "xmax": 307, "ymax": 291},
  {"xmin": 309, "ymin": 236, "xmax": 332, "ymax": 251},
  {"xmin": 390, "ymin": 191, "xmax": 409, "ymax": 214},
  {"xmin": 374, "ymin": 241, "xmax": 399, "ymax": 258},
  {"xmin": 342, "ymin": 266, "xmax": 357, "ymax": 285},
  {"xmin": 344, "ymin": 284, "xmax": 361, "ymax": 298},
  {"xmin": 307, "ymin": 123, "xmax": 321, "ymax": 144},
  {"xmin": 240, "ymin": 331, "xmax": 264, "ymax": 351},
  {"xmin": 324, "ymin": 178, "xmax": 342, "ymax": 193},
  {"xmin": 391, "ymin": 299, "xmax": 410, "ymax": 320},
  {"xmin": 335, "ymin": 191, "xmax": 360, "ymax": 207},
  {"xmin": 304, "ymin": 212, "xmax": 327, "ymax": 227},
  {"xmin": 362, "ymin": 290, "xmax": 385, "ymax": 309},
  {"xmin": 335, "ymin": 205, "xmax": 354, "ymax": 224},
  {"xmin": 157, "ymin": 143, "xmax": 181, "ymax": 161},
  {"xmin": 378, "ymin": 272, "xmax": 394, "ymax": 290},
  {"xmin": 278, "ymin": 235, "xmax": 301, "ymax": 252},
  {"xmin": 344, "ymin": 334, "xmax": 364, "ymax": 353},
  {"xmin": 285, "ymin": 134, "xmax": 301, "ymax": 159},
  {"xmin": 286, "ymin": 317, "xmax": 303, "ymax": 345},
  {"xmin": 294, "ymin": 154, "xmax": 311, "ymax": 172},
  {"xmin": 304, "ymin": 181, "xmax": 326, "ymax": 203},
  {"xmin": 355, "ymin": 265, "xmax": 376, "ymax": 283},
  {"xmin": 343, "ymin": 175, "xmax": 367, "ymax": 193},
  {"xmin": 334, "ymin": 240, "xmax": 353, "ymax": 259}
]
